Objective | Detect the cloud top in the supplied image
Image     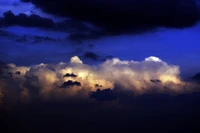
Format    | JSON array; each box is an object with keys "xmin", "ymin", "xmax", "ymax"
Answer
[{"xmin": 0, "ymin": 56, "xmax": 199, "ymax": 105}]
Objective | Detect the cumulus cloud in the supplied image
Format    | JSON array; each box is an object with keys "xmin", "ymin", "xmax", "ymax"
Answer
[{"xmin": 0, "ymin": 56, "xmax": 199, "ymax": 105}]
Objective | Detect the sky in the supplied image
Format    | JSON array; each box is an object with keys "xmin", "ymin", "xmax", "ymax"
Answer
[
  {"xmin": 0, "ymin": 0, "xmax": 65, "ymax": 21},
  {"xmin": 0, "ymin": 0, "xmax": 199, "ymax": 76},
  {"xmin": 1, "ymin": 1, "xmax": 200, "ymax": 133}
]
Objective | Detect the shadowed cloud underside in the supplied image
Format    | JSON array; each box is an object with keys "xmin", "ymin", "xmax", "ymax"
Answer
[{"xmin": 21, "ymin": 0, "xmax": 200, "ymax": 34}]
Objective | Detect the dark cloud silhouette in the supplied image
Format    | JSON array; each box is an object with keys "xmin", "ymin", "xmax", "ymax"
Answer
[
  {"xmin": 60, "ymin": 80, "xmax": 81, "ymax": 88},
  {"xmin": 83, "ymin": 52, "xmax": 99, "ymax": 61},
  {"xmin": 21, "ymin": 0, "xmax": 200, "ymax": 34},
  {"xmin": 89, "ymin": 88, "xmax": 117, "ymax": 102},
  {"xmin": 193, "ymin": 72, "xmax": 200, "ymax": 80},
  {"xmin": 102, "ymin": 55, "xmax": 114, "ymax": 62},
  {"xmin": 190, "ymin": 72, "xmax": 200, "ymax": 84},
  {"xmin": 150, "ymin": 79, "xmax": 162, "ymax": 83},
  {"xmin": 63, "ymin": 73, "xmax": 77, "ymax": 78},
  {"xmin": 0, "ymin": 11, "xmax": 100, "ymax": 39},
  {"xmin": 15, "ymin": 71, "xmax": 21, "ymax": 75},
  {"xmin": 83, "ymin": 52, "xmax": 114, "ymax": 62},
  {"xmin": 1, "ymin": 11, "xmax": 55, "ymax": 29},
  {"xmin": 95, "ymin": 84, "xmax": 103, "ymax": 88},
  {"xmin": 8, "ymin": 72, "xmax": 13, "ymax": 76},
  {"xmin": 15, "ymin": 34, "xmax": 58, "ymax": 44}
]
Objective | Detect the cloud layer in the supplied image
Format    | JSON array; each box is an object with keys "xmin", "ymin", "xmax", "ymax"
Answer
[
  {"xmin": 21, "ymin": 0, "xmax": 200, "ymax": 34},
  {"xmin": 0, "ymin": 56, "xmax": 199, "ymax": 105}
]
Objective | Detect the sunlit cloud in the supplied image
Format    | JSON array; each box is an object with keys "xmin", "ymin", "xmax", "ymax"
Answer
[{"xmin": 0, "ymin": 56, "xmax": 199, "ymax": 104}]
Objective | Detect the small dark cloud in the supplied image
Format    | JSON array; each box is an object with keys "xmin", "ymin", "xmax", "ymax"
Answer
[
  {"xmin": 63, "ymin": 73, "xmax": 77, "ymax": 78},
  {"xmin": 60, "ymin": 80, "xmax": 81, "ymax": 88},
  {"xmin": 95, "ymin": 84, "xmax": 103, "ymax": 88},
  {"xmin": 1, "ymin": 11, "xmax": 55, "ymax": 29},
  {"xmin": 192, "ymin": 72, "xmax": 200, "ymax": 80},
  {"xmin": 102, "ymin": 55, "xmax": 114, "ymax": 61},
  {"xmin": 21, "ymin": 0, "xmax": 200, "ymax": 34},
  {"xmin": 82, "ymin": 52, "xmax": 114, "ymax": 62},
  {"xmin": 150, "ymin": 79, "xmax": 162, "ymax": 83},
  {"xmin": 89, "ymin": 88, "xmax": 117, "ymax": 102},
  {"xmin": 15, "ymin": 71, "xmax": 21, "ymax": 75},
  {"xmin": 190, "ymin": 72, "xmax": 200, "ymax": 84},
  {"xmin": 83, "ymin": 52, "xmax": 99, "ymax": 61},
  {"xmin": 88, "ymin": 44, "xmax": 94, "ymax": 48},
  {"xmin": 8, "ymin": 72, "xmax": 13, "ymax": 76},
  {"xmin": 15, "ymin": 34, "xmax": 57, "ymax": 44},
  {"xmin": 4, "ymin": 71, "xmax": 21, "ymax": 76}
]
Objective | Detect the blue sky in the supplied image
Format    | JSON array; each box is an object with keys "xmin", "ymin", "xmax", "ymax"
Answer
[{"xmin": 0, "ymin": 0, "xmax": 200, "ymax": 77}]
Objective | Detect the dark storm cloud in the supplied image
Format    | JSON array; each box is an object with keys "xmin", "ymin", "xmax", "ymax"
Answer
[
  {"xmin": 21, "ymin": 0, "xmax": 200, "ymax": 34},
  {"xmin": 0, "ymin": 11, "xmax": 99, "ymax": 39},
  {"xmin": 0, "ymin": 11, "xmax": 55, "ymax": 29}
]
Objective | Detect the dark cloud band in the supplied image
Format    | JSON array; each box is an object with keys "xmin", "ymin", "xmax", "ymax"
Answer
[
  {"xmin": 0, "ymin": 11, "xmax": 55, "ymax": 29},
  {"xmin": 0, "ymin": 11, "xmax": 101, "ymax": 40},
  {"xmin": 21, "ymin": 0, "xmax": 200, "ymax": 34}
]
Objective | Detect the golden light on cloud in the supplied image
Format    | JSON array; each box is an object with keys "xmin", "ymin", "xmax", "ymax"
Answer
[{"xmin": 0, "ymin": 56, "xmax": 199, "ymax": 104}]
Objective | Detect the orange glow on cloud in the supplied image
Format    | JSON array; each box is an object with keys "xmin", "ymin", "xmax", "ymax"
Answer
[{"xmin": 0, "ymin": 56, "xmax": 199, "ymax": 104}]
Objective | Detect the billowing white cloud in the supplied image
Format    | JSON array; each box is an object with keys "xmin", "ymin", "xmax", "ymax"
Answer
[{"xmin": 0, "ymin": 56, "xmax": 198, "ymax": 104}]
